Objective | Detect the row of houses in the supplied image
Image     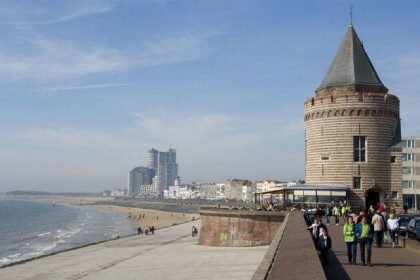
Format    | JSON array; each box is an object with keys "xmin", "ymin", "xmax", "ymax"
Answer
[{"xmin": 104, "ymin": 179, "xmax": 300, "ymax": 202}]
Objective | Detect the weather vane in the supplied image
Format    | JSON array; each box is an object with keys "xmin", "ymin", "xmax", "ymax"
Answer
[{"xmin": 350, "ymin": 4, "xmax": 353, "ymax": 26}]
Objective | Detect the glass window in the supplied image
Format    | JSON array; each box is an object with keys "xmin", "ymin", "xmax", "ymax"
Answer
[
  {"xmin": 354, "ymin": 136, "xmax": 366, "ymax": 162},
  {"xmin": 403, "ymin": 140, "xmax": 415, "ymax": 148},
  {"xmin": 353, "ymin": 177, "xmax": 361, "ymax": 189},
  {"xmin": 403, "ymin": 167, "xmax": 413, "ymax": 175},
  {"xmin": 402, "ymin": 153, "xmax": 415, "ymax": 162},
  {"xmin": 390, "ymin": 156, "xmax": 396, "ymax": 163},
  {"xmin": 403, "ymin": 181, "xmax": 414, "ymax": 189}
]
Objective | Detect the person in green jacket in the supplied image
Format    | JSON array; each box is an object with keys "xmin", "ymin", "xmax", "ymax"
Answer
[{"xmin": 343, "ymin": 216, "xmax": 357, "ymax": 264}]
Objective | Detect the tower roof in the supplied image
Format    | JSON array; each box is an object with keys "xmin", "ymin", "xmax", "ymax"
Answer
[{"xmin": 317, "ymin": 25, "xmax": 386, "ymax": 91}]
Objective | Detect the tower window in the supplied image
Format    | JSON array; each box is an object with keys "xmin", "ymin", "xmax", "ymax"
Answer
[
  {"xmin": 353, "ymin": 136, "xmax": 366, "ymax": 162},
  {"xmin": 353, "ymin": 177, "xmax": 361, "ymax": 189},
  {"xmin": 390, "ymin": 156, "xmax": 396, "ymax": 163}
]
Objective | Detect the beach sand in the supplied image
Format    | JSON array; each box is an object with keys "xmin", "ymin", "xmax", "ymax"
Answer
[{"xmin": 94, "ymin": 204, "xmax": 198, "ymax": 229}]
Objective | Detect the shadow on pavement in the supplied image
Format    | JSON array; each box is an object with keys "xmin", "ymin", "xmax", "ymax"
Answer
[{"xmin": 322, "ymin": 250, "xmax": 351, "ymax": 280}]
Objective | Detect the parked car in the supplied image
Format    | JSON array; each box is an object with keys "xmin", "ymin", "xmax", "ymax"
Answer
[
  {"xmin": 397, "ymin": 214, "xmax": 414, "ymax": 237},
  {"xmin": 406, "ymin": 217, "xmax": 420, "ymax": 241}
]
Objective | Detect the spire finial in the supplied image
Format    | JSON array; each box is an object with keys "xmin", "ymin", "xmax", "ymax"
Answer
[{"xmin": 350, "ymin": 4, "xmax": 353, "ymax": 26}]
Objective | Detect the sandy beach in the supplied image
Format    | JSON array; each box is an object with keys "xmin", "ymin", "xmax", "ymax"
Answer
[{"xmin": 94, "ymin": 204, "xmax": 198, "ymax": 229}]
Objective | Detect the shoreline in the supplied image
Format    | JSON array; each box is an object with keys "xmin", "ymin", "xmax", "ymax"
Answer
[{"xmin": 0, "ymin": 196, "xmax": 200, "ymax": 269}]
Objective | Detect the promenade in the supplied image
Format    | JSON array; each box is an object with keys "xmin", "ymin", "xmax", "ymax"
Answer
[
  {"xmin": 1, "ymin": 211, "xmax": 420, "ymax": 280},
  {"xmin": 322, "ymin": 217, "xmax": 420, "ymax": 280},
  {"xmin": 0, "ymin": 220, "xmax": 267, "ymax": 280}
]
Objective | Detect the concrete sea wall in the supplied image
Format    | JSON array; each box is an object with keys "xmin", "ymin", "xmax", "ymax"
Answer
[{"xmin": 198, "ymin": 208, "xmax": 285, "ymax": 247}]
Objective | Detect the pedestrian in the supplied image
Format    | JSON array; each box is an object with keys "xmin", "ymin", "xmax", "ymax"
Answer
[
  {"xmin": 137, "ymin": 227, "xmax": 142, "ymax": 235},
  {"xmin": 372, "ymin": 210, "xmax": 385, "ymax": 247},
  {"xmin": 151, "ymin": 226, "xmax": 155, "ymax": 235},
  {"xmin": 387, "ymin": 213, "xmax": 399, "ymax": 247},
  {"xmin": 325, "ymin": 204, "xmax": 331, "ymax": 226},
  {"xmin": 403, "ymin": 204, "xmax": 408, "ymax": 214},
  {"xmin": 343, "ymin": 216, "xmax": 357, "ymax": 265},
  {"xmin": 316, "ymin": 218, "xmax": 327, "ymax": 247},
  {"xmin": 356, "ymin": 217, "xmax": 374, "ymax": 266},
  {"xmin": 307, "ymin": 218, "xmax": 320, "ymax": 244},
  {"xmin": 318, "ymin": 228, "xmax": 332, "ymax": 266},
  {"xmin": 332, "ymin": 205, "xmax": 340, "ymax": 225}
]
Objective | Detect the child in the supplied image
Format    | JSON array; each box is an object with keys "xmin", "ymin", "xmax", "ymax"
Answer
[
  {"xmin": 307, "ymin": 219, "xmax": 319, "ymax": 244},
  {"xmin": 318, "ymin": 228, "xmax": 332, "ymax": 266}
]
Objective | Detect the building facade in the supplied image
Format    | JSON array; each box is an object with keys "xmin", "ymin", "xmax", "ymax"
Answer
[
  {"xmin": 155, "ymin": 148, "xmax": 178, "ymax": 198},
  {"xmin": 402, "ymin": 137, "xmax": 420, "ymax": 210},
  {"xmin": 127, "ymin": 166, "xmax": 155, "ymax": 196},
  {"xmin": 304, "ymin": 24, "xmax": 403, "ymax": 211}
]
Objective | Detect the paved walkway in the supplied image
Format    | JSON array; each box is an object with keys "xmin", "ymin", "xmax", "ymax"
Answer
[
  {"xmin": 0, "ymin": 220, "xmax": 268, "ymax": 280},
  {"xmin": 323, "ymin": 218, "xmax": 420, "ymax": 280}
]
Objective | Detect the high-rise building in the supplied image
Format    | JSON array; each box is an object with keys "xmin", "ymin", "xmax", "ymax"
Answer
[
  {"xmin": 127, "ymin": 166, "xmax": 155, "ymax": 196},
  {"xmin": 401, "ymin": 137, "xmax": 420, "ymax": 210},
  {"xmin": 148, "ymin": 148, "xmax": 158, "ymax": 170},
  {"xmin": 154, "ymin": 148, "xmax": 178, "ymax": 198},
  {"xmin": 304, "ymin": 24, "xmax": 402, "ymax": 210}
]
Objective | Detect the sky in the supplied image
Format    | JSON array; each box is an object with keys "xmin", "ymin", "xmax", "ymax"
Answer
[{"xmin": 1, "ymin": 0, "xmax": 419, "ymax": 193}]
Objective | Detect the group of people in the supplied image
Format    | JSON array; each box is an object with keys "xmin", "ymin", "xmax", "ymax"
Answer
[
  {"xmin": 137, "ymin": 225, "xmax": 155, "ymax": 235},
  {"xmin": 308, "ymin": 203, "xmax": 401, "ymax": 267}
]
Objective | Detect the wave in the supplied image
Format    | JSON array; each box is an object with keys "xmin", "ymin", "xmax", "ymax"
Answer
[{"xmin": 37, "ymin": 232, "xmax": 52, "ymax": 237}]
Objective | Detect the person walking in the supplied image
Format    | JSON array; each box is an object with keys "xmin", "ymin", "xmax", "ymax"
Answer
[
  {"xmin": 318, "ymin": 228, "xmax": 332, "ymax": 266},
  {"xmin": 307, "ymin": 218, "xmax": 320, "ymax": 244},
  {"xmin": 332, "ymin": 205, "xmax": 340, "ymax": 225},
  {"xmin": 325, "ymin": 204, "xmax": 331, "ymax": 226},
  {"xmin": 387, "ymin": 213, "xmax": 399, "ymax": 247},
  {"xmin": 343, "ymin": 216, "xmax": 357, "ymax": 264},
  {"xmin": 372, "ymin": 210, "xmax": 385, "ymax": 247},
  {"xmin": 356, "ymin": 217, "xmax": 374, "ymax": 266}
]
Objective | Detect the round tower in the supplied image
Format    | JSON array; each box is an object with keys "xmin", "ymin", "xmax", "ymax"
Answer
[{"xmin": 304, "ymin": 25, "xmax": 402, "ymax": 211}]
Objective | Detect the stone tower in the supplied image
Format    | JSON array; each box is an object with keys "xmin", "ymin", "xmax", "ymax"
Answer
[{"xmin": 304, "ymin": 24, "xmax": 403, "ymax": 211}]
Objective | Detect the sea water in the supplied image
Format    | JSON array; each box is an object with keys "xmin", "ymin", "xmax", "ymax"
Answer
[{"xmin": 0, "ymin": 199, "xmax": 137, "ymax": 267}]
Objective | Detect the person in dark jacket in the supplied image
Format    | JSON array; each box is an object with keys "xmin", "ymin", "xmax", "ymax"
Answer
[{"xmin": 318, "ymin": 228, "xmax": 332, "ymax": 266}]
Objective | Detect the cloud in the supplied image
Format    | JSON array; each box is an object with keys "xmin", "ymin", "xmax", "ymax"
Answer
[
  {"xmin": 137, "ymin": 32, "xmax": 215, "ymax": 66},
  {"xmin": 0, "ymin": 36, "xmax": 128, "ymax": 81},
  {"xmin": 0, "ymin": 0, "xmax": 117, "ymax": 25},
  {"xmin": 42, "ymin": 83, "xmax": 136, "ymax": 91},
  {"xmin": 0, "ymin": 31, "xmax": 216, "ymax": 82},
  {"xmin": 13, "ymin": 127, "xmax": 134, "ymax": 150}
]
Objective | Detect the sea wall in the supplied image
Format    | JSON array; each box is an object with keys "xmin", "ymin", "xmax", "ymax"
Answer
[{"xmin": 198, "ymin": 208, "xmax": 285, "ymax": 247}]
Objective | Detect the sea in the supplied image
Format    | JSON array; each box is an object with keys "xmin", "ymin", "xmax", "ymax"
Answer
[{"xmin": 0, "ymin": 199, "xmax": 138, "ymax": 267}]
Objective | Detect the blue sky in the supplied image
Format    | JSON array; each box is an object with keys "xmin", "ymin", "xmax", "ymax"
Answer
[{"xmin": 1, "ymin": 0, "xmax": 419, "ymax": 193}]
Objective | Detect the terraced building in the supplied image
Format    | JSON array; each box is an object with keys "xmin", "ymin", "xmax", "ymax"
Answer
[{"xmin": 304, "ymin": 24, "xmax": 403, "ymax": 210}]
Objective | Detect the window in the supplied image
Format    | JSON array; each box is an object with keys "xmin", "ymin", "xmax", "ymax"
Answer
[
  {"xmin": 390, "ymin": 156, "xmax": 396, "ymax": 163},
  {"xmin": 402, "ymin": 167, "xmax": 414, "ymax": 175},
  {"xmin": 403, "ymin": 181, "xmax": 415, "ymax": 189},
  {"xmin": 392, "ymin": 192, "xmax": 398, "ymax": 199},
  {"xmin": 353, "ymin": 136, "xmax": 366, "ymax": 162},
  {"xmin": 353, "ymin": 177, "xmax": 361, "ymax": 189},
  {"xmin": 402, "ymin": 153, "xmax": 415, "ymax": 162},
  {"xmin": 403, "ymin": 139, "xmax": 415, "ymax": 148}
]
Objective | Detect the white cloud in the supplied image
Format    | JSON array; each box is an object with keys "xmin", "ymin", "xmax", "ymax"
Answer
[
  {"xmin": 0, "ymin": 31, "xmax": 216, "ymax": 82},
  {"xmin": 0, "ymin": 0, "xmax": 117, "ymax": 25},
  {"xmin": 42, "ymin": 83, "xmax": 136, "ymax": 91},
  {"xmin": 13, "ymin": 127, "xmax": 134, "ymax": 150},
  {"xmin": 137, "ymin": 32, "xmax": 215, "ymax": 66}
]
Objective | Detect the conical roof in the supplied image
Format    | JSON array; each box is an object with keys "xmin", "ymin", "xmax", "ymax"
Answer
[{"xmin": 317, "ymin": 25, "xmax": 385, "ymax": 91}]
